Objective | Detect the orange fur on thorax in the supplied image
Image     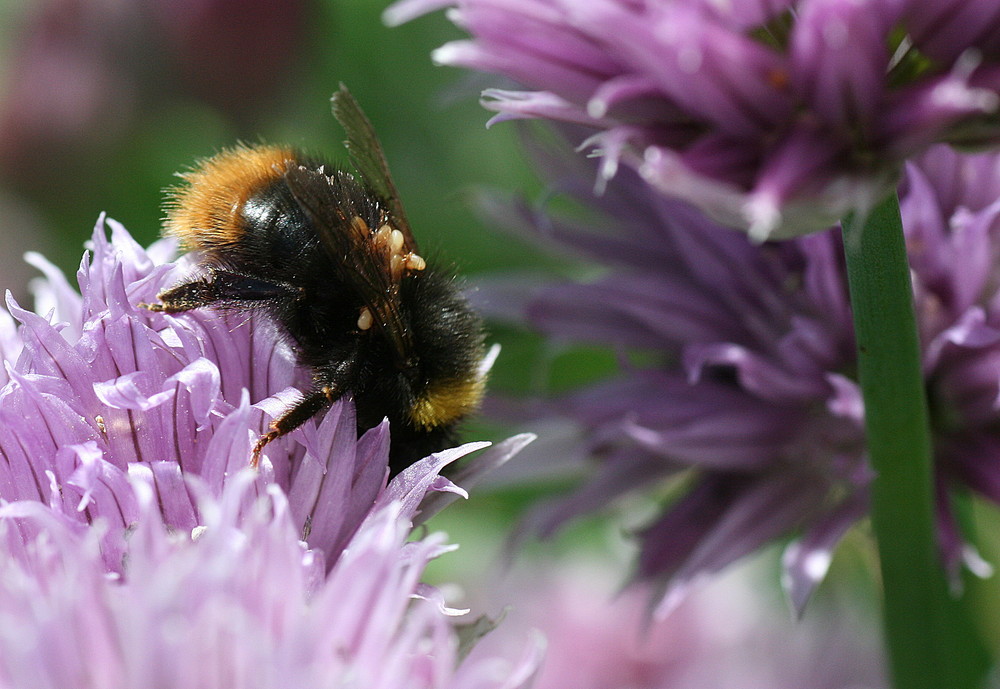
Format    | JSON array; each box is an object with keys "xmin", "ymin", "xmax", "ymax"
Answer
[{"xmin": 164, "ymin": 144, "xmax": 296, "ymax": 249}]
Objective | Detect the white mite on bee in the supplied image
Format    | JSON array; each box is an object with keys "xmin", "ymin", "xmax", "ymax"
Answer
[
  {"xmin": 357, "ymin": 306, "xmax": 374, "ymax": 331},
  {"xmin": 390, "ymin": 228, "xmax": 405, "ymax": 253},
  {"xmin": 406, "ymin": 253, "xmax": 426, "ymax": 271}
]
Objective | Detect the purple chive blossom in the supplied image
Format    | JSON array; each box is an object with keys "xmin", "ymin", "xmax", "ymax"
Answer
[
  {"xmin": 0, "ymin": 467, "xmax": 543, "ymax": 688},
  {"xmin": 0, "ymin": 214, "xmax": 528, "ymax": 563},
  {"xmin": 473, "ymin": 140, "xmax": 1000, "ymax": 613},
  {"xmin": 386, "ymin": 0, "xmax": 1000, "ymax": 241},
  {"xmin": 0, "ymin": 217, "xmax": 540, "ymax": 685}
]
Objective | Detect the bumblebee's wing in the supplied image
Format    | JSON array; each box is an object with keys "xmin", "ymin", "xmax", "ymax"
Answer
[
  {"xmin": 283, "ymin": 164, "xmax": 413, "ymax": 363},
  {"xmin": 331, "ymin": 84, "xmax": 418, "ymax": 251}
]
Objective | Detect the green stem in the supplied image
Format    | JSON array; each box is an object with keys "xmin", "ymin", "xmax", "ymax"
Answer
[{"xmin": 842, "ymin": 193, "xmax": 988, "ymax": 689}]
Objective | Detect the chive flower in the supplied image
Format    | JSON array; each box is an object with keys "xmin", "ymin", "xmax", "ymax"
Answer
[
  {"xmin": 0, "ymin": 217, "xmax": 540, "ymax": 687},
  {"xmin": 386, "ymin": 0, "xmax": 1000, "ymax": 241},
  {"xmin": 477, "ymin": 141, "xmax": 1000, "ymax": 613}
]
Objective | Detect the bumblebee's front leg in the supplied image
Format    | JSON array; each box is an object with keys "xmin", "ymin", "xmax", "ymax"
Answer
[
  {"xmin": 250, "ymin": 352, "xmax": 362, "ymax": 467},
  {"xmin": 140, "ymin": 269, "xmax": 299, "ymax": 313},
  {"xmin": 251, "ymin": 389, "xmax": 332, "ymax": 467}
]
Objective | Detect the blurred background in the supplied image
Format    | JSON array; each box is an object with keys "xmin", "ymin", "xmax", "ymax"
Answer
[
  {"xmin": 0, "ymin": 1, "xmax": 955, "ymax": 685},
  {"xmin": 0, "ymin": 1, "xmax": 538, "ymax": 279}
]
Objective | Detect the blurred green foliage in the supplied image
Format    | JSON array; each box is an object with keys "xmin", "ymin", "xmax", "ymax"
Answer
[{"xmin": 0, "ymin": 1, "xmax": 541, "ymax": 271}]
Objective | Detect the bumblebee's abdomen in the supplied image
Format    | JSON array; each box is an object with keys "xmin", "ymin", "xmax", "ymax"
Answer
[{"xmin": 402, "ymin": 270, "xmax": 487, "ymax": 430}]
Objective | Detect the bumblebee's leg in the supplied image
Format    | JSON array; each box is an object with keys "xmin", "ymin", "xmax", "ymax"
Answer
[
  {"xmin": 141, "ymin": 269, "xmax": 298, "ymax": 313},
  {"xmin": 251, "ymin": 355, "xmax": 361, "ymax": 467},
  {"xmin": 251, "ymin": 389, "xmax": 331, "ymax": 467}
]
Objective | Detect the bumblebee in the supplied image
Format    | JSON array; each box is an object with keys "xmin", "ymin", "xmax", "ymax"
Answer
[{"xmin": 144, "ymin": 85, "xmax": 486, "ymax": 474}]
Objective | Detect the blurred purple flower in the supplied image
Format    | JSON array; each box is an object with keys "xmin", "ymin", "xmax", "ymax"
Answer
[
  {"xmin": 0, "ymin": 0, "xmax": 138, "ymax": 169},
  {"xmin": 466, "ymin": 557, "xmax": 886, "ymax": 689},
  {"xmin": 0, "ymin": 217, "xmax": 540, "ymax": 686},
  {"xmin": 0, "ymin": 0, "xmax": 306, "ymax": 177},
  {"xmin": 474, "ymin": 141, "xmax": 1000, "ymax": 613},
  {"xmin": 151, "ymin": 0, "xmax": 307, "ymax": 114},
  {"xmin": 387, "ymin": 0, "xmax": 1000, "ymax": 240}
]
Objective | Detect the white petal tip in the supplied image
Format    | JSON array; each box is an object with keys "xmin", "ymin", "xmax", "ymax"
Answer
[
  {"xmin": 744, "ymin": 196, "xmax": 782, "ymax": 243},
  {"xmin": 478, "ymin": 343, "xmax": 502, "ymax": 378},
  {"xmin": 587, "ymin": 98, "xmax": 608, "ymax": 119},
  {"xmin": 430, "ymin": 41, "xmax": 469, "ymax": 67}
]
